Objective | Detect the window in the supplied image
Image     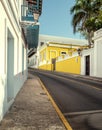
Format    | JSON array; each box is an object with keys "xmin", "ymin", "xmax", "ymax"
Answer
[{"xmin": 61, "ymin": 52, "xmax": 66, "ymax": 55}]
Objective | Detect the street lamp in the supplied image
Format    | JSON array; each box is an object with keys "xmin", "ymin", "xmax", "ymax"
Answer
[{"xmin": 77, "ymin": 48, "xmax": 82, "ymax": 56}]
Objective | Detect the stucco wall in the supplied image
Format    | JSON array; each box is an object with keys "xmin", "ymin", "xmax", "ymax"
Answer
[
  {"xmin": 81, "ymin": 28, "xmax": 102, "ymax": 78},
  {"xmin": 81, "ymin": 48, "xmax": 94, "ymax": 76},
  {"xmin": 93, "ymin": 28, "xmax": 102, "ymax": 77},
  {"xmin": 56, "ymin": 56, "xmax": 81, "ymax": 74},
  {"xmin": 0, "ymin": 1, "xmax": 27, "ymax": 121},
  {"xmin": 39, "ymin": 55, "xmax": 81, "ymax": 74},
  {"xmin": 39, "ymin": 63, "xmax": 52, "ymax": 70}
]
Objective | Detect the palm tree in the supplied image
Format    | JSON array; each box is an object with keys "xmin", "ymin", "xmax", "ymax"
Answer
[{"xmin": 70, "ymin": 0, "xmax": 102, "ymax": 47}]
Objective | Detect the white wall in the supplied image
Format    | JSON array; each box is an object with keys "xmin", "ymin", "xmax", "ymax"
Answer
[
  {"xmin": 81, "ymin": 48, "xmax": 94, "ymax": 76},
  {"xmin": 0, "ymin": 0, "xmax": 27, "ymax": 121},
  {"xmin": 93, "ymin": 28, "xmax": 102, "ymax": 77},
  {"xmin": 28, "ymin": 53, "xmax": 39, "ymax": 68},
  {"xmin": 81, "ymin": 28, "xmax": 102, "ymax": 78}
]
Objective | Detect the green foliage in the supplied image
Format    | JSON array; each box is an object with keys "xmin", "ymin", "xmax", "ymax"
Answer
[{"xmin": 70, "ymin": 0, "xmax": 102, "ymax": 45}]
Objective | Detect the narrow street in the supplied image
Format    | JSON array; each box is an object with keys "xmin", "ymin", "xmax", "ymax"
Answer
[
  {"xmin": 30, "ymin": 68, "xmax": 102, "ymax": 130},
  {"xmin": 0, "ymin": 0, "xmax": 102, "ymax": 130}
]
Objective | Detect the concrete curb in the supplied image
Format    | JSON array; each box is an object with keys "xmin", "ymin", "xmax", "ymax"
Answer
[{"xmin": 37, "ymin": 77, "xmax": 73, "ymax": 130}]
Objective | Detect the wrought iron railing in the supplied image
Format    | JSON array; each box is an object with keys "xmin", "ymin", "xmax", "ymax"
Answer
[{"xmin": 21, "ymin": 5, "xmax": 34, "ymax": 22}]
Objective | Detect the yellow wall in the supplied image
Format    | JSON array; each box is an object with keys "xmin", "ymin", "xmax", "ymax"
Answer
[
  {"xmin": 39, "ymin": 56, "xmax": 81, "ymax": 74},
  {"xmin": 40, "ymin": 48, "xmax": 46, "ymax": 62},
  {"xmin": 39, "ymin": 64, "xmax": 52, "ymax": 70},
  {"xmin": 46, "ymin": 46, "xmax": 69, "ymax": 61},
  {"xmin": 56, "ymin": 56, "xmax": 81, "ymax": 74},
  {"xmin": 39, "ymin": 45, "xmax": 80, "ymax": 74},
  {"xmin": 39, "ymin": 46, "xmax": 77, "ymax": 62}
]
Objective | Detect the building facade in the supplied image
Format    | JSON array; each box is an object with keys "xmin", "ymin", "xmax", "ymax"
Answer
[
  {"xmin": 81, "ymin": 28, "xmax": 102, "ymax": 77},
  {"xmin": 38, "ymin": 35, "xmax": 88, "ymax": 74},
  {"xmin": 28, "ymin": 49, "xmax": 39, "ymax": 68},
  {"xmin": 0, "ymin": 0, "xmax": 43, "ymax": 121},
  {"xmin": 0, "ymin": 0, "xmax": 26, "ymax": 121}
]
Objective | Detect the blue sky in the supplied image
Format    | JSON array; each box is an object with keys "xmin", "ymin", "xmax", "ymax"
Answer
[{"xmin": 39, "ymin": 0, "xmax": 83, "ymax": 39}]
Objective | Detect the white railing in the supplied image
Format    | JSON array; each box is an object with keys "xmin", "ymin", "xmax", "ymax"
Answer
[{"xmin": 56, "ymin": 53, "xmax": 78, "ymax": 62}]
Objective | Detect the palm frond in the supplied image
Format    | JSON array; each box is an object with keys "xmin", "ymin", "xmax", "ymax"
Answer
[
  {"xmin": 70, "ymin": 4, "xmax": 81, "ymax": 14},
  {"xmin": 72, "ymin": 11, "xmax": 86, "ymax": 33}
]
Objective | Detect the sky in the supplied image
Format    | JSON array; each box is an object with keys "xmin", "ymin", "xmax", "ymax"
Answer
[{"xmin": 39, "ymin": 0, "xmax": 83, "ymax": 39}]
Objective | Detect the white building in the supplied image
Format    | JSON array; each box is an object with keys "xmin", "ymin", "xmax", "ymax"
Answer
[
  {"xmin": 28, "ymin": 48, "xmax": 39, "ymax": 68},
  {"xmin": 81, "ymin": 28, "xmax": 102, "ymax": 77},
  {"xmin": 0, "ymin": 0, "xmax": 43, "ymax": 121},
  {"xmin": 0, "ymin": 0, "xmax": 28, "ymax": 121}
]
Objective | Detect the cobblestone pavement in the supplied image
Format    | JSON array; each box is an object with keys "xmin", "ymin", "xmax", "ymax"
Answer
[{"xmin": 0, "ymin": 73, "xmax": 66, "ymax": 130}]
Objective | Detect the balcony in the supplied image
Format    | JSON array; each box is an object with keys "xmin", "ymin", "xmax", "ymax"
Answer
[
  {"xmin": 21, "ymin": 0, "xmax": 43, "ymax": 49},
  {"xmin": 21, "ymin": 5, "xmax": 34, "ymax": 22},
  {"xmin": 21, "ymin": 0, "xmax": 42, "ymax": 22}
]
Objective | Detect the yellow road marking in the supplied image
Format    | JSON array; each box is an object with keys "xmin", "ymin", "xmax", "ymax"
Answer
[{"xmin": 37, "ymin": 77, "xmax": 73, "ymax": 130}]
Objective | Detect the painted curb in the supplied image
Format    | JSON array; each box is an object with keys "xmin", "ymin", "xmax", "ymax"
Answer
[{"xmin": 37, "ymin": 77, "xmax": 73, "ymax": 130}]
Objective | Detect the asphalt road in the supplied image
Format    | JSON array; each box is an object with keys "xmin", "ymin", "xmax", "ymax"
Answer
[{"xmin": 29, "ymin": 69, "xmax": 102, "ymax": 130}]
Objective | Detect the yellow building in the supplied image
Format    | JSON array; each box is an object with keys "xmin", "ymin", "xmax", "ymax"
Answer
[{"xmin": 38, "ymin": 35, "xmax": 88, "ymax": 74}]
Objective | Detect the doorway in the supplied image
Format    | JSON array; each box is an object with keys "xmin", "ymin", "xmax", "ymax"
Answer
[
  {"xmin": 52, "ymin": 58, "xmax": 56, "ymax": 71},
  {"xmin": 85, "ymin": 55, "xmax": 90, "ymax": 75}
]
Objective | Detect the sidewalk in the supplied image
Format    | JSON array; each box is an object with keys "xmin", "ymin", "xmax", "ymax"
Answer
[{"xmin": 0, "ymin": 73, "xmax": 66, "ymax": 130}]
